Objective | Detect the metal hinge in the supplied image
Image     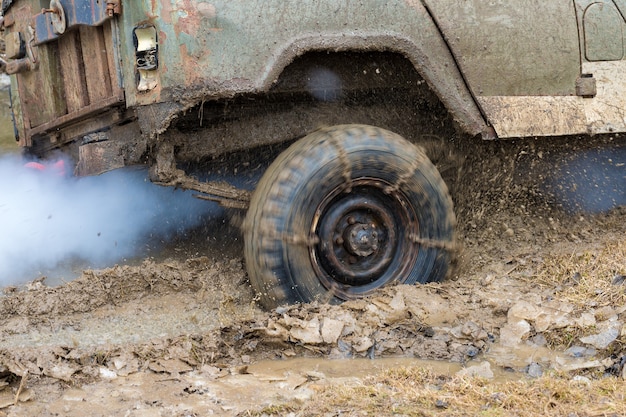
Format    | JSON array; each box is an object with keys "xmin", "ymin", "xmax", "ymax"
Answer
[{"xmin": 107, "ymin": 0, "xmax": 121, "ymax": 17}]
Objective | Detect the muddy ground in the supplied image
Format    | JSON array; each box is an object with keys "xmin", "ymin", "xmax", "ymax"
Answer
[{"xmin": 1, "ymin": 134, "xmax": 626, "ymax": 416}]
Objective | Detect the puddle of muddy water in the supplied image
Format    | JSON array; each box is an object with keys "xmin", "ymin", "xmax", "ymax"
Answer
[
  {"xmin": 14, "ymin": 356, "xmax": 524, "ymax": 417},
  {"xmin": 246, "ymin": 356, "xmax": 517, "ymax": 382}
]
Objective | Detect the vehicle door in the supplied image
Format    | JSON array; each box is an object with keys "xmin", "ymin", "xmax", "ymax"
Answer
[{"xmin": 423, "ymin": 0, "xmax": 626, "ymax": 137}]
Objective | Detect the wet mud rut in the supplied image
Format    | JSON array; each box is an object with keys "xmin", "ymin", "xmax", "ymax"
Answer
[{"xmin": 1, "ymin": 134, "xmax": 626, "ymax": 416}]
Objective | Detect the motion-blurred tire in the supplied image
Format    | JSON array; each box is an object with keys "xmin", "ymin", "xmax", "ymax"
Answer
[{"xmin": 244, "ymin": 124, "xmax": 456, "ymax": 309}]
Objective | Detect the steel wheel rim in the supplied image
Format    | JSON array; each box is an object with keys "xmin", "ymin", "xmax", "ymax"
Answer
[{"xmin": 310, "ymin": 178, "xmax": 420, "ymax": 299}]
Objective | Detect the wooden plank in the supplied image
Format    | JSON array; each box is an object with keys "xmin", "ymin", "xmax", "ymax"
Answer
[
  {"xmin": 103, "ymin": 20, "xmax": 124, "ymax": 97},
  {"xmin": 79, "ymin": 25, "xmax": 112, "ymax": 104},
  {"xmin": 59, "ymin": 29, "xmax": 89, "ymax": 113},
  {"xmin": 11, "ymin": 4, "xmax": 66, "ymax": 128}
]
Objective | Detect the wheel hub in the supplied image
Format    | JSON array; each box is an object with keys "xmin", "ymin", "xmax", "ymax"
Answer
[
  {"xmin": 343, "ymin": 222, "xmax": 379, "ymax": 257},
  {"xmin": 313, "ymin": 182, "xmax": 404, "ymax": 288}
]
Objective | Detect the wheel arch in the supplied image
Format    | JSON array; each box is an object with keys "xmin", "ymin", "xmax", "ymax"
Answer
[{"xmin": 259, "ymin": 33, "xmax": 491, "ymax": 139}]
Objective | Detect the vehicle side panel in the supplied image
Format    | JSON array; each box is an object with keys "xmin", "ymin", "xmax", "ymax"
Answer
[{"xmin": 118, "ymin": 0, "xmax": 488, "ymax": 138}]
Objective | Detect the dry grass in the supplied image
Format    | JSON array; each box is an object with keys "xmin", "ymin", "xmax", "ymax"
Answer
[
  {"xmin": 524, "ymin": 239, "xmax": 626, "ymax": 351},
  {"xmin": 531, "ymin": 240, "xmax": 626, "ymax": 310},
  {"xmin": 247, "ymin": 366, "xmax": 626, "ymax": 416}
]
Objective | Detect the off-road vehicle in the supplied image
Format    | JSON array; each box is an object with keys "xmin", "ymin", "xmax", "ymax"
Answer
[{"xmin": 2, "ymin": 0, "xmax": 625, "ymax": 308}]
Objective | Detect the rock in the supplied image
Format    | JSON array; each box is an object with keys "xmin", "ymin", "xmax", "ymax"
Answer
[
  {"xmin": 555, "ymin": 356, "xmax": 602, "ymax": 372},
  {"xmin": 565, "ymin": 346, "xmax": 597, "ymax": 358},
  {"xmin": 499, "ymin": 320, "xmax": 531, "ymax": 347},
  {"xmin": 44, "ymin": 363, "xmax": 79, "ymax": 382},
  {"xmin": 580, "ymin": 324, "xmax": 620, "ymax": 349},
  {"xmin": 435, "ymin": 399, "xmax": 449, "ymax": 409},
  {"xmin": 465, "ymin": 346, "xmax": 480, "ymax": 358},
  {"xmin": 265, "ymin": 319, "xmax": 290, "ymax": 340},
  {"xmin": 456, "ymin": 361, "xmax": 494, "ymax": 379},
  {"xmin": 534, "ymin": 302, "xmax": 574, "ymax": 332},
  {"xmin": 352, "ymin": 337, "xmax": 374, "ymax": 353},
  {"xmin": 507, "ymin": 300, "xmax": 574, "ymax": 332},
  {"xmin": 467, "ymin": 322, "xmax": 488, "ymax": 341},
  {"xmin": 612, "ymin": 275, "xmax": 626, "ymax": 285},
  {"xmin": 574, "ymin": 312, "xmax": 596, "ymax": 328},
  {"xmin": 321, "ymin": 317, "xmax": 344, "ymax": 344},
  {"xmin": 530, "ymin": 333, "xmax": 547, "ymax": 347},
  {"xmin": 289, "ymin": 317, "xmax": 323, "ymax": 345},
  {"xmin": 594, "ymin": 306, "xmax": 617, "ymax": 321},
  {"xmin": 337, "ymin": 339, "xmax": 352, "ymax": 353},
  {"xmin": 507, "ymin": 301, "xmax": 539, "ymax": 322},
  {"xmin": 526, "ymin": 362, "xmax": 543, "ymax": 378}
]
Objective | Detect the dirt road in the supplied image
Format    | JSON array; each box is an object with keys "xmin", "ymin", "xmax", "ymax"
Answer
[{"xmin": 1, "ymin": 134, "xmax": 625, "ymax": 416}]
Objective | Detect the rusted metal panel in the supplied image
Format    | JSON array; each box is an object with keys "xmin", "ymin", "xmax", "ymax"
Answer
[
  {"xmin": 582, "ymin": 1, "xmax": 624, "ymax": 61},
  {"xmin": 19, "ymin": 43, "xmax": 67, "ymax": 128},
  {"xmin": 576, "ymin": 0, "xmax": 626, "ymax": 62},
  {"xmin": 424, "ymin": 0, "xmax": 626, "ymax": 138},
  {"xmin": 10, "ymin": 75, "xmax": 26, "ymax": 147},
  {"xmin": 477, "ymin": 96, "xmax": 588, "ymax": 138},
  {"xmin": 6, "ymin": 3, "xmax": 66, "ymax": 132},
  {"xmin": 581, "ymin": 61, "xmax": 626, "ymax": 134},
  {"xmin": 102, "ymin": 20, "xmax": 123, "ymax": 91},
  {"xmin": 27, "ymin": 95, "xmax": 125, "ymax": 138}
]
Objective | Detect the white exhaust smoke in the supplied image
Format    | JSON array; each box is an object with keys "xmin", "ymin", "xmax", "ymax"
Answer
[{"xmin": 0, "ymin": 156, "xmax": 221, "ymax": 287}]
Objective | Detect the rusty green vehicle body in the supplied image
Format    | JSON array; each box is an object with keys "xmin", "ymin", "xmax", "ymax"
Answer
[{"xmin": 2, "ymin": 0, "xmax": 626, "ymax": 307}]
